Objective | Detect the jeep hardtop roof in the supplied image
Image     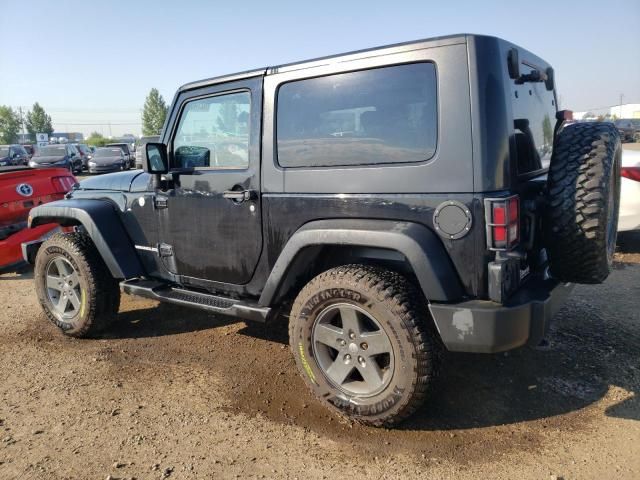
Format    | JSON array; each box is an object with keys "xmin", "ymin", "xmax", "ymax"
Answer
[{"xmin": 178, "ymin": 33, "xmax": 545, "ymax": 93}]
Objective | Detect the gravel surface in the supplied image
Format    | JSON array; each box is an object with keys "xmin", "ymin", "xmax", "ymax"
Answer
[{"xmin": 1, "ymin": 234, "xmax": 639, "ymax": 478}]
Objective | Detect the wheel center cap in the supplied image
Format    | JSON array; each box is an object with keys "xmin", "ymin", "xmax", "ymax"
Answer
[{"xmin": 348, "ymin": 342, "xmax": 358, "ymax": 353}]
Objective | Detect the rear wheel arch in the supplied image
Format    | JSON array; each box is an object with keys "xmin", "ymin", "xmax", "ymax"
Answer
[{"xmin": 259, "ymin": 219, "xmax": 464, "ymax": 307}]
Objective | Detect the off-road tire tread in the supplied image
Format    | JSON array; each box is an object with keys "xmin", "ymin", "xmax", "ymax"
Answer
[
  {"xmin": 289, "ymin": 264, "xmax": 441, "ymax": 427},
  {"xmin": 545, "ymin": 122, "xmax": 621, "ymax": 283},
  {"xmin": 36, "ymin": 232, "xmax": 120, "ymax": 337}
]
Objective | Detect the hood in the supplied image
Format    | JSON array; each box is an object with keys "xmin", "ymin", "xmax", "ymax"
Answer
[
  {"xmin": 77, "ymin": 170, "xmax": 147, "ymax": 192},
  {"xmin": 92, "ymin": 156, "xmax": 122, "ymax": 165},
  {"xmin": 32, "ymin": 155, "xmax": 67, "ymax": 163}
]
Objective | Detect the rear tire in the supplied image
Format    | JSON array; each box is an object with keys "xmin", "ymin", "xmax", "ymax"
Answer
[
  {"xmin": 34, "ymin": 232, "xmax": 121, "ymax": 337},
  {"xmin": 289, "ymin": 264, "xmax": 440, "ymax": 427},
  {"xmin": 544, "ymin": 122, "xmax": 621, "ymax": 283}
]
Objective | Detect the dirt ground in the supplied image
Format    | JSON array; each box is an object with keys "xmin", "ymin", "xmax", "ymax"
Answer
[
  {"xmin": 3, "ymin": 148, "xmax": 640, "ymax": 478},
  {"xmin": 0, "ymin": 233, "xmax": 638, "ymax": 480}
]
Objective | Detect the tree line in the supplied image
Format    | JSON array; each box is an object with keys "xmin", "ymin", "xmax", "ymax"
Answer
[
  {"xmin": 0, "ymin": 88, "xmax": 168, "ymax": 145},
  {"xmin": 0, "ymin": 103, "xmax": 53, "ymax": 144}
]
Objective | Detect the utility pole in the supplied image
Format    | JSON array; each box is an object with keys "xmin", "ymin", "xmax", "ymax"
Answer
[
  {"xmin": 18, "ymin": 107, "xmax": 26, "ymax": 143},
  {"xmin": 619, "ymin": 93, "xmax": 624, "ymax": 118}
]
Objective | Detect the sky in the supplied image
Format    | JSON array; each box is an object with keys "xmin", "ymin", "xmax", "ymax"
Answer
[{"xmin": 1, "ymin": 0, "xmax": 638, "ymax": 137}]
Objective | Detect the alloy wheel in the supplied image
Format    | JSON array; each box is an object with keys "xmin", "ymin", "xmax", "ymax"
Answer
[
  {"xmin": 45, "ymin": 256, "xmax": 83, "ymax": 321},
  {"xmin": 311, "ymin": 303, "xmax": 394, "ymax": 397}
]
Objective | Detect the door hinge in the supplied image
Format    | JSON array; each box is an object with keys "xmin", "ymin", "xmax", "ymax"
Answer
[{"xmin": 158, "ymin": 243, "xmax": 174, "ymax": 257}]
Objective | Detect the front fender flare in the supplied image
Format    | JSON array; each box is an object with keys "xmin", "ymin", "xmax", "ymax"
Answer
[
  {"xmin": 259, "ymin": 219, "xmax": 464, "ymax": 306},
  {"xmin": 29, "ymin": 199, "xmax": 144, "ymax": 279}
]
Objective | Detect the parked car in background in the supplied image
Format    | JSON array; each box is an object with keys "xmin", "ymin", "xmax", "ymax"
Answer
[
  {"xmin": 619, "ymin": 148, "xmax": 640, "ymax": 232},
  {"xmin": 88, "ymin": 147, "xmax": 127, "ymax": 174},
  {"xmin": 0, "ymin": 166, "xmax": 76, "ymax": 271},
  {"xmin": 28, "ymin": 144, "xmax": 83, "ymax": 174},
  {"xmin": 105, "ymin": 143, "xmax": 132, "ymax": 169},
  {"xmin": 0, "ymin": 145, "xmax": 30, "ymax": 166},
  {"xmin": 614, "ymin": 119, "xmax": 640, "ymax": 143},
  {"xmin": 72, "ymin": 143, "xmax": 93, "ymax": 170},
  {"xmin": 135, "ymin": 135, "xmax": 160, "ymax": 168},
  {"xmin": 22, "ymin": 144, "xmax": 35, "ymax": 159}
]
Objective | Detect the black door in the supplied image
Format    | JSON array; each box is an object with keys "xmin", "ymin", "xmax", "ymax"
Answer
[{"xmin": 157, "ymin": 78, "xmax": 263, "ymax": 285}]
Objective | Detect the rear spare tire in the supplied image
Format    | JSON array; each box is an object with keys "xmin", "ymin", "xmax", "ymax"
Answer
[{"xmin": 544, "ymin": 122, "xmax": 621, "ymax": 283}]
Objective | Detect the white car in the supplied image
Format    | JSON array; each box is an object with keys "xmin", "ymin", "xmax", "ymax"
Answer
[{"xmin": 619, "ymin": 148, "xmax": 640, "ymax": 232}]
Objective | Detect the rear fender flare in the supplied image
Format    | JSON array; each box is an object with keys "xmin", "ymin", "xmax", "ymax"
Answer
[
  {"xmin": 259, "ymin": 219, "xmax": 464, "ymax": 306},
  {"xmin": 29, "ymin": 199, "xmax": 144, "ymax": 279}
]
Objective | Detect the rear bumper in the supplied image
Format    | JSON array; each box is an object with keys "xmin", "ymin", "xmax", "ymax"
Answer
[
  {"xmin": 619, "ymin": 177, "xmax": 640, "ymax": 232},
  {"xmin": 89, "ymin": 165, "xmax": 121, "ymax": 174},
  {"xmin": 429, "ymin": 276, "xmax": 573, "ymax": 353},
  {"xmin": 0, "ymin": 224, "xmax": 60, "ymax": 270}
]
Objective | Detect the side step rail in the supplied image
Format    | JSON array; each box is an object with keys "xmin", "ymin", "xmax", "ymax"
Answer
[{"xmin": 120, "ymin": 279, "xmax": 270, "ymax": 323}]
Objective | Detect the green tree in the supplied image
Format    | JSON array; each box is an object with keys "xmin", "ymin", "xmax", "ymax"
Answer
[
  {"xmin": 542, "ymin": 114, "xmax": 553, "ymax": 147},
  {"xmin": 142, "ymin": 88, "xmax": 168, "ymax": 136},
  {"xmin": 0, "ymin": 105, "xmax": 20, "ymax": 144},
  {"xmin": 217, "ymin": 102, "xmax": 238, "ymax": 134},
  {"xmin": 85, "ymin": 131, "xmax": 111, "ymax": 147},
  {"xmin": 26, "ymin": 102, "xmax": 54, "ymax": 136}
]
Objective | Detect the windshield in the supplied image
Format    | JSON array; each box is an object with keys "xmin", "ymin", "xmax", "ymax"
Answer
[
  {"xmin": 0, "ymin": 147, "xmax": 9, "ymax": 157},
  {"xmin": 35, "ymin": 145, "xmax": 66, "ymax": 156},
  {"xmin": 137, "ymin": 136, "xmax": 159, "ymax": 146},
  {"xmin": 615, "ymin": 119, "xmax": 640, "ymax": 127},
  {"xmin": 95, "ymin": 148, "xmax": 122, "ymax": 157},
  {"xmin": 107, "ymin": 144, "xmax": 129, "ymax": 152},
  {"xmin": 77, "ymin": 144, "xmax": 91, "ymax": 154}
]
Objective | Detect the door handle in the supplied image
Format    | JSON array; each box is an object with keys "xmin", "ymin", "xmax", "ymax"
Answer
[{"xmin": 223, "ymin": 189, "xmax": 255, "ymax": 203}]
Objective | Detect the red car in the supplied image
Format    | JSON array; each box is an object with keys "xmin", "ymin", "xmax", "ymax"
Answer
[{"xmin": 0, "ymin": 166, "xmax": 76, "ymax": 271}]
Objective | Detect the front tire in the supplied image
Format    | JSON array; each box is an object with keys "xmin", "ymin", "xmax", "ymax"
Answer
[
  {"xmin": 34, "ymin": 232, "xmax": 121, "ymax": 337},
  {"xmin": 289, "ymin": 265, "xmax": 440, "ymax": 427}
]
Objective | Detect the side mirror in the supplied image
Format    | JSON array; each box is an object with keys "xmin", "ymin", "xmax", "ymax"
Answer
[{"xmin": 144, "ymin": 143, "xmax": 169, "ymax": 174}]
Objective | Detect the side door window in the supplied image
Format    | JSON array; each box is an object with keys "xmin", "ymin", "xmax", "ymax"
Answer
[{"xmin": 172, "ymin": 91, "xmax": 251, "ymax": 170}]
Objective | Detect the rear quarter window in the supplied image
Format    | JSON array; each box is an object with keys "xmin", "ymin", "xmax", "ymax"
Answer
[
  {"xmin": 276, "ymin": 63, "xmax": 437, "ymax": 168},
  {"xmin": 511, "ymin": 62, "xmax": 556, "ymax": 175}
]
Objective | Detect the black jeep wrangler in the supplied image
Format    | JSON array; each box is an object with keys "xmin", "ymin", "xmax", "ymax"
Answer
[{"xmin": 26, "ymin": 34, "xmax": 621, "ymax": 427}]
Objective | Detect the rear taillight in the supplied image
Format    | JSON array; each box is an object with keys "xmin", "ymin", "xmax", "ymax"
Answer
[
  {"xmin": 622, "ymin": 166, "xmax": 640, "ymax": 182},
  {"xmin": 51, "ymin": 176, "xmax": 75, "ymax": 193},
  {"xmin": 485, "ymin": 195, "xmax": 520, "ymax": 250}
]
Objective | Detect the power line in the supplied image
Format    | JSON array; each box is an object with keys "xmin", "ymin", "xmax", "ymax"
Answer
[{"xmin": 52, "ymin": 122, "xmax": 142, "ymax": 125}]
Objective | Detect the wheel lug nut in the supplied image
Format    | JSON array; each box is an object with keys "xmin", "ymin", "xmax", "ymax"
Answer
[
  {"xmin": 344, "ymin": 354, "xmax": 352, "ymax": 363},
  {"xmin": 360, "ymin": 342, "xmax": 368, "ymax": 350},
  {"xmin": 358, "ymin": 356, "xmax": 366, "ymax": 366},
  {"xmin": 349, "ymin": 332, "xmax": 356, "ymax": 340},
  {"xmin": 338, "ymin": 339, "xmax": 346, "ymax": 347}
]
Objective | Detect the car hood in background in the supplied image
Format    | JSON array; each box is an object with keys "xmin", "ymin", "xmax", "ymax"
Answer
[
  {"xmin": 78, "ymin": 170, "xmax": 148, "ymax": 192},
  {"xmin": 32, "ymin": 155, "xmax": 66, "ymax": 163},
  {"xmin": 91, "ymin": 156, "xmax": 123, "ymax": 165}
]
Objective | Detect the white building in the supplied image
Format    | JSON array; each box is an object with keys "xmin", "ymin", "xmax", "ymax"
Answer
[
  {"xmin": 610, "ymin": 103, "xmax": 640, "ymax": 119},
  {"xmin": 573, "ymin": 103, "xmax": 640, "ymax": 121}
]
